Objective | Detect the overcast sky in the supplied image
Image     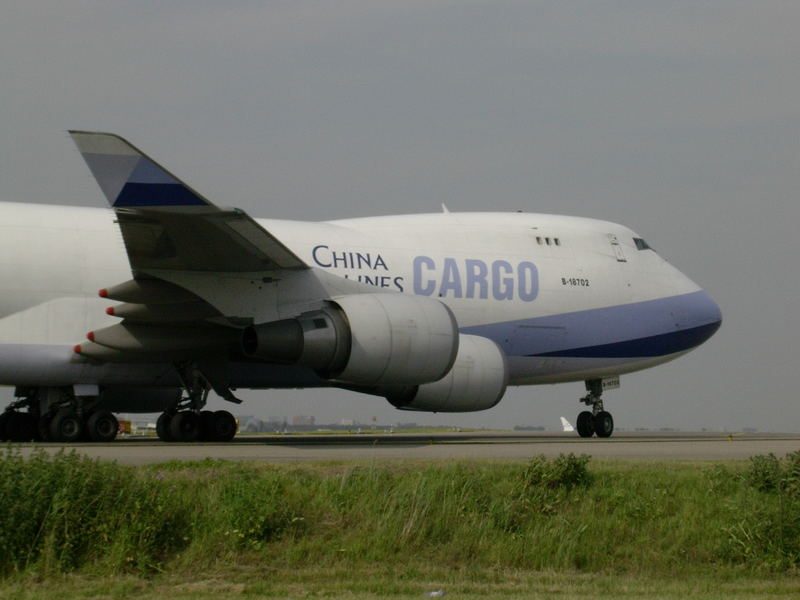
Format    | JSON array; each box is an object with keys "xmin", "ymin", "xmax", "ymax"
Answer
[{"xmin": 1, "ymin": 1, "xmax": 798, "ymax": 431}]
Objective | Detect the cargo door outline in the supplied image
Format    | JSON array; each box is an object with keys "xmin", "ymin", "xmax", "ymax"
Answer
[{"xmin": 608, "ymin": 234, "xmax": 627, "ymax": 262}]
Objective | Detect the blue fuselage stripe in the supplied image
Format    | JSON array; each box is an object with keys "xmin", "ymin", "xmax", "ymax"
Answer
[
  {"xmin": 461, "ymin": 290, "xmax": 722, "ymax": 359},
  {"xmin": 532, "ymin": 320, "xmax": 721, "ymax": 358}
]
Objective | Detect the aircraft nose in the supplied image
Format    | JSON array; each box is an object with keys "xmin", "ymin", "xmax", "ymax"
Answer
[{"xmin": 678, "ymin": 289, "xmax": 722, "ymax": 349}]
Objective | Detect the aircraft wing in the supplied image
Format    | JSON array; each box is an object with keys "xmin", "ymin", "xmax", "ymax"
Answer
[
  {"xmin": 69, "ymin": 131, "xmax": 308, "ymax": 367},
  {"xmin": 69, "ymin": 131, "xmax": 307, "ymax": 273}
]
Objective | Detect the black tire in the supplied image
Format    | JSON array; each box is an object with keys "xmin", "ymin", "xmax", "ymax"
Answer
[
  {"xmin": 156, "ymin": 413, "xmax": 173, "ymax": 442},
  {"xmin": 86, "ymin": 410, "xmax": 119, "ymax": 442},
  {"xmin": 593, "ymin": 411, "xmax": 614, "ymax": 438},
  {"xmin": 0, "ymin": 412, "xmax": 9, "ymax": 442},
  {"xmin": 49, "ymin": 409, "xmax": 84, "ymax": 443},
  {"xmin": 576, "ymin": 411, "xmax": 594, "ymax": 438},
  {"xmin": 6, "ymin": 412, "xmax": 37, "ymax": 442},
  {"xmin": 198, "ymin": 410, "xmax": 216, "ymax": 441},
  {"xmin": 211, "ymin": 410, "xmax": 237, "ymax": 442},
  {"xmin": 37, "ymin": 416, "xmax": 52, "ymax": 442},
  {"xmin": 170, "ymin": 411, "xmax": 200, "ymax": 442}
]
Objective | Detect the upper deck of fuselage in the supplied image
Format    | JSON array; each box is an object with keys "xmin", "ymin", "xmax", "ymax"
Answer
[
  {"xmin": 264, "ymin": 210, "xmax": 646, "ymax": 260},
  {"xmin": 326, "ymin": 211, "xmax": 628, "ymax": 234}
]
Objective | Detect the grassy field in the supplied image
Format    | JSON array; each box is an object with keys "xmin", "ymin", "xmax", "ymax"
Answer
[{"xmin": 1, "ymin": 449, "xmax": 800, "ymax": 598}]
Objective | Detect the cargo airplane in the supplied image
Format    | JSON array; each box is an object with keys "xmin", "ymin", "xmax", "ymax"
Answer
[{"xmin": 0, "ymin": 132, "xmax": 722, "ymax": 442}]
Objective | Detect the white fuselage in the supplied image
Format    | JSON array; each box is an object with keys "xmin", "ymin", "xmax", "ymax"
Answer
[{"xmin": 0, "ymin": 201, "xmax": 720, "ymax": 388}]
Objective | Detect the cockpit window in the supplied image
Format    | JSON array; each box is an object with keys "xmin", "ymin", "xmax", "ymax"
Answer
[{"xmin": 633, "ymin": 238, "xmax": 653, "ymax": 251}]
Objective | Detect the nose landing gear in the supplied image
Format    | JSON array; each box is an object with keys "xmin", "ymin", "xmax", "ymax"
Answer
[{"xmin": 576, "ymin": 379, "xmax": 614, "ymax": 438}]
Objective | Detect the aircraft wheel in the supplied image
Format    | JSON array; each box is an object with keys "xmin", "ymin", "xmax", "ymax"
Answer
[
  {"xmin": 156, "ymin": 413, "xmax": 173, "ymax": 442},
  {"xmin": 211, "ymin": 410, "xmax": 237, "ymax": 442},
  {"xmin": 86, "ymin": 410, "xmax": 119, "ymax": 442},
  {"xmin": 5, "ymin": 412, "xmax": 37, "ymax": 442},
  {"xmin": 576, "ymin": 411, "xmax": 594, "ymax": 438},
  {"xmin": 170, "ymin": 411, "xmax": 200, "ymax": 442},
  {"xmin": 0, "ymin": 412, "xmax": 9, "ymax": 441},
  {"xmin": 198, "ymin": 410, "xmax": 215, "ymax": 441},
  {"xmin": 594, "ymin": 411, "xmax": 614, "ymax": 438},
  {"xmin": 49, "ymin": 409, "xmax": 84, "ymax": 443},
  {"xmin": 37, "ymin": 416, "xmax": 52, "ymax": 442}
]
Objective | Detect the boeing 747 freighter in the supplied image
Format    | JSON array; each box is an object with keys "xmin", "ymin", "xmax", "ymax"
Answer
[{"xmin": 0, "ymin": 132, "xmax": 721, "ymax": 442}]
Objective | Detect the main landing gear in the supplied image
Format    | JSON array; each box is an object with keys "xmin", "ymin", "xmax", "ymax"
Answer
[
  {"xmin": 0, "ymin": 387, "xmax": 120, "ymax": 443},
  {"xmin": 154, "ymin": 361, "xmax": 239, "ymax": 443},
  {"xmin": 155, "ymin": 409, "xmax": 237, "ymax": 443},
  {"xmin": 575, "ymin": 379, "xmax": 614, "ymax": 438}
]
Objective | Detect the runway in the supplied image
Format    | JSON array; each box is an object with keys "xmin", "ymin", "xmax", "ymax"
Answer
[{"xmin": 10, "ymin": 431, "xmax": 800, "ymax": 464}]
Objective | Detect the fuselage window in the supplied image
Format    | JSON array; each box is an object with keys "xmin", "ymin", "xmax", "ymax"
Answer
[
  {"xmin": 536, "ymin": 235, "xmax": 562, "ymax": 247},
  {"xmin": 633, "ymin": 238, "xmax": 653, "ymax": 251}
]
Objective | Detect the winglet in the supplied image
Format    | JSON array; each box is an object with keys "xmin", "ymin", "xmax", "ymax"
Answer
[{"xmin": 69, "ymin": 131, "xmax": 211, "ymax": 208}]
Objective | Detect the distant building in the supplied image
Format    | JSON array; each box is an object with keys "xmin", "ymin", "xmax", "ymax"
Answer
[{"xmin": 292, "ymin": 415, "xmax": 316, "ymax": 426}]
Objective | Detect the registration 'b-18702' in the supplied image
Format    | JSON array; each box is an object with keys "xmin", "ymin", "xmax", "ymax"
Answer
[{"xmin": 0, "ymin": 132, "xmax": 721, "ymax": 443}]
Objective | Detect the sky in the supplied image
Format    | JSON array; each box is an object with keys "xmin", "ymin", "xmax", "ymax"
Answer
[{"xmin": 1, "ymin": 1, "xmax": 798, "ymax": 431}]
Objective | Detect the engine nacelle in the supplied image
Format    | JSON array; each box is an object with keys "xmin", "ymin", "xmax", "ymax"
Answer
[
  {"xmin": 385, "ymin": 334, "xmax": 508, "ymax": 412},
  {"xmin": 242, "ymin": 293, "xmax": 459, "ymax": 386}
]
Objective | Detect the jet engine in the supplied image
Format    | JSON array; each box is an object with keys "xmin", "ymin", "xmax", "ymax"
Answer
[
  {"xmin": 384, "ymin": 334, "xmax": 508, "ymax": 412},
  {"xmin": 242, "ymin": 293, "xmax": 459, "ymax": 386}
]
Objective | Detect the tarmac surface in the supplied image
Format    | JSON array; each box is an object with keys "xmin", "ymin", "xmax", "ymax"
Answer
[{"xmin": 11, "ymin": 431, "xmax": 800, "ymax": 464}]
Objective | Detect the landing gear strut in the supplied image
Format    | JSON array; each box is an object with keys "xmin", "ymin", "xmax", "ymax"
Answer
[{"xmin": 576, "ymin": 379, "xmax": 614, "ymax": 438}]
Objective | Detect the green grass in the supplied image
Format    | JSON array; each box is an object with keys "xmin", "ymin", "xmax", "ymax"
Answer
[
  {"xmin": 1, "ymin": 567, "xmax": 800, "ymax": 599},
  {"xmin": 2, "ymin": 449, "xmax": 800, "ymax": 597}
]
